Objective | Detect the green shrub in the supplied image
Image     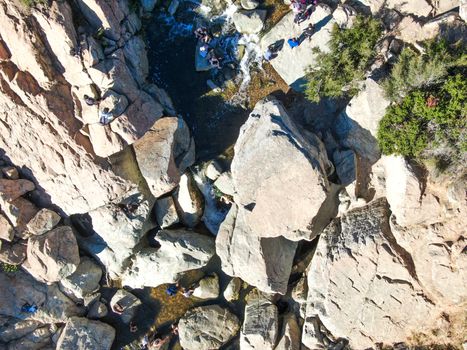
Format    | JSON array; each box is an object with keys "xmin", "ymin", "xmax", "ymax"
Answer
[
  {"xmin": 20, "ymin": 0, "xmax": 48, "ymax": 7},
  {"xmin": 305, "ymin": 15, "xmax": 382, "ymax": 102},
  {"xmin": 1, "ymin": 263, "xmax": 19, "ymax": 273},
  {"xmin": 377, "ymin": 74, "xmax": 467, "ymax": 162},
  {"xmin": 383, "ymin": 40, "xmax": 466, "ymax": 102}
]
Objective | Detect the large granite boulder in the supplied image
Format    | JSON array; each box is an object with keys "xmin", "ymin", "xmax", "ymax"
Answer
[
  {"xmin": 231, "ymin": 98, "xmax": 331, "ymax": 241},
  {"xmin": 121, "ymin": 229, "xmax": 215, "ymax": 288},
  {"xmin": 240, "ymin": 291, "xmax": 279, "ymax": 350},
  {"xmin": 216, "ymin": 204, "xmax": 297, "ymax": 294},
  {"xmin": 134, "ymin": 117, "xmax": 195, "ymax": 198},
  {"xmin": 56, "ymin": 317, "xmax": 115, "ymax": 350},
  {"xmin": 59, "ymin": 257, "xmax": 103, "ymax": 301},
  {"xmin": 302, "ymin": 199, "xmax": 437, "ymax": 349},
  {"xmin": 178, "ymin": 305, "xmax": 240, "ymax": 350},
  {"xmin": 0, "ymin": 270, "xmax": 82, "ymax": 324},
  {"xmin": 260, "ymin": 5, "xmax": 335, "ymax": 89},
  {"xmin": 26, "ymin": 226, "xmax": 80, "ymax": 283}
]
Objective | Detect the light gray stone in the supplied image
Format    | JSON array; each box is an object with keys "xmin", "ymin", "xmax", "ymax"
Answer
[
  {"xmin": 26, "ymin": 226, "xmax": 80, "ymax": 283},
  {"xmin": 303, "ymin": 199, "xmax": 437, "ymax": 349},
  {"xmin": 179, "ymin": 305, "xmax": 240, "ymax": 350},
  {"xmin": 155, "ymin": 196, "xmax": 179, "ymax": 228},
  {"xmin": 275, "ymin": 313, "xmax": 301, "ymax": 350},
  {"xmin": 233, "ymin": 10, "xmax": 267, "ymax": 34},
  {"xmin": 205, "ymin": 160, "xmax": 223, "ymax": 181},
  {"xmin": 213, "ymin": 172, "xmax": 235, "ymax": 196},
  {"xmin": 173, "ymin": 173, "xmax": 204, "ymax": 228},
  {"xmin": 193, "ymin": 273, "xmax": 219, "ymax": 299},
  {"xmin": 216, "ymin": 204, "xmax": 297, "ymax": 294},
  {"xmin": 241, "ymin": 0, "xmax": 259, "ymax": 9},
  {"xmin": 110, "ymin": 289, "xmax": 141, "ymax": 324},
  {"xmin": 56, "ymin": 317, "xmax": 115, "ymax": 350},
  {"xmin": 122, "ymin": 229, "xmax": 215, "ymax": 288},
  {"xmin": 0, "ymin": 270, "xmax": 83, "ymax": 324},
  {"xmin": 240, "ymin": 291, "xmax": 278, "ymax": 350},
  {"xmin": 224, "ymin": 277, "xmax": 242, "ymax": 302},
  {"xmin": 59, "ymin": 257, "xmax": 102, "ymax": 301},
  {"xmin": 261, "ymin": 5, "xmax": 335, "ymax": 89},
  {"xmin": 26, "ymin": 208, "xmax": 61, "ymax": 236},
  {"xmin": 231, "ymin": 99, "xmax": 331, "ymax": 241},
  {"xmin": 134, "ymin": 117, "xmax": 195, "ymax": 198}
]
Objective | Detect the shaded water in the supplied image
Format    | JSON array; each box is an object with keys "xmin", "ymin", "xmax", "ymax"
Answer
[{"xmin": 145, "ymin": 2, "xmax": 258, "ymax": 160}]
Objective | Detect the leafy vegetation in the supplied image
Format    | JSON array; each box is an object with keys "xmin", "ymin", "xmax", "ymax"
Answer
[
  {"xmin": 383, "ymin": 40, "xmax": 467, "ymax": 102},
  {"xmin": 1, "ymin": 262, "xmax": 19, "ymax": 273},
  {"xmin": 20, "ymin": 0, "xmax": 48, "ymax": 7},
  {"xmin": 305, "ymin": 15, "xmax": 382, "ymax": 103},
  {"xmin": 377, "ymin": 74, "xmax": 466, "ymax": 165}
]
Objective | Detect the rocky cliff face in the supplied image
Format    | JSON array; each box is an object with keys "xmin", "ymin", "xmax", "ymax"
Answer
[{"xmin": 0, "ymin": 0, "xmax": 465, "ymax": 349}]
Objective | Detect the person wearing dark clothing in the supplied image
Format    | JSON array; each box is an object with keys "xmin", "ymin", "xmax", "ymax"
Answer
[
  {"xmin": 83, "ymin": 94, "xmax": 98, "ymax": 106},
  {"xmin": 166, "ymin": 283, "xmax": 179, "ymax": 296},
  {"xmin": 298, "ymin": 23, "xmax": 315, "ymax": 44},
  {"xmin": 294, "ymin": 6, "xmax": 313, "ymax": 24},
  {"xmin": 99, "ymin": 108, "xmax": 114, "ymax": 125}
]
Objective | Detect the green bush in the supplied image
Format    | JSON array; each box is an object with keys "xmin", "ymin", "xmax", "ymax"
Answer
[
  {"xmin": 20, "ymin": 0, "xmax": 48, "ymax": 7},
  {"xmin": 305, "ymin": 16, "xmax": 382, "ymax": 102},
  {"xmin": 383, "ymin": 40, "xmax": 467, "ymax": 102},
  {"xmin": 377, "ymin": 74, "xmax": 467, "ymax": 161},
  {"xmin": 1, "ymin": 263, "xmax": 19, "ymax": 273}
]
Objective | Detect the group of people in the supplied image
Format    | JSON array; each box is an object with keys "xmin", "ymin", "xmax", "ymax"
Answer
[
  {"xmin": 194, "ymin": 26, "xmax": 226, "ymax": 69},
  {"xmin": 140, "ymin": 324, "xmax": 179, "ymax": 350},
  {"xmin": 82, "ymin": 94, "xmax": 116, "ymax": 126},
  {"xmin": 263, "ymin": 0, "xmax": 318, "ymax": 62}
]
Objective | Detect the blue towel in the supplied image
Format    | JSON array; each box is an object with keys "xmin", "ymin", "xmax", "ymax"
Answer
[{"xmin": 166, "ymin": 284, "xmax": 178, "ymax": 296}]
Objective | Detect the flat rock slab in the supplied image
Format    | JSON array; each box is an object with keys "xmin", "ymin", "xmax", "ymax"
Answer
[
  {"xmin": 261, "ymin": 5, "xmax": 335, "ymax": 90},
  {"xmin": 56, "ymin": 317, "xmax": 115, "ymax": 350}
]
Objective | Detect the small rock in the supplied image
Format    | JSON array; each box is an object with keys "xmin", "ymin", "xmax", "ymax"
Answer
[
  {"xmin": 179, "ymin": 305, "xmax": 240, "ymax": 350},
  {"xmin": 100, "ymin": 89, "xmax": 129, "ymax": 117},
  {"xmin": 26, "ymin": 226, "xmax": 80, "ymax": 283},
  {"xmin": 275, "ymin": 313, "xmax": 301, "ymax": 350},
  {"xmin": 168, "ymin": 0, "xmax": 180, "ymax": 15},
  {"xmin": 213, "ymin": 172, "xmax": 235, "ymax": 196},
  {"xmin": 0, "ymin": 179, "xmax": 35, "ymax": 202},
  {"xmin": 205, "ymin": 160, "xmax": 223, "ymax": 181},
  {"xmin": 332, "ymin": 4, "xmax": 357, "ymax": 28},
  {"xmin": 87, "ymin": 300, "xmax": 108, "ymax": 319},
  {"xmin": 193, "ymin": 273, "xmax": 219, "ymax": 299},
  {"xmin": 233, "ymin": 10, "xmax": 267, "ymax": 34},
  {"xmin": 155, "ymin": 196, "xmax": 179, "ymax": 228},
  {"xmin": 140, "ymin": 0, "xmax": 158, "ymax": 12},
  {"xmin": 59, "ymin": 257, "xmax": 103, "ymax": 301},
  {"xmin": 0, "ymin": 241, "xmax": 27, "ymax": 265},
  {"xmin": 5, "ymin": 197, "xmax": 39, "ymax": 238},
  {"xmin": 240, "ymin": 290, "xmax": 279, "ymax": 350},
  {"xmin": 173, "ymin": 173, "xmax": 204, "ymax": 228},
  {"xmin": 26, "ymin": 208, "xmax": 61, "ymax": 236},
  {"xmin": 241, "ymin": 0, "xmax": 259, "ymax": 10},
  {"xmin": 109, "ymin": 289, "xmax": 142, "ymax": 324},
  {"xmin": 56, "ymin": 317, "xmax": 115, "ymax": 350},
  {"xmin": 1, "ymin": 166, "xmax": 19, "ymax": 180},
  {"xmin": 224, "ymin": 277, "xmax": 242, "ymax": 302},
  {"xmin": 0, "ymin": 213, "xmax": 14, "ymax": 241}
]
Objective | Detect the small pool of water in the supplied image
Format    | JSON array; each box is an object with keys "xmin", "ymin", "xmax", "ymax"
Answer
[{"xmin": 145, "ymin": 3, "xmax": 250, "ymax": 161}]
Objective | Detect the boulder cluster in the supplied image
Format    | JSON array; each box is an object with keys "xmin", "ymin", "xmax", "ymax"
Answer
[{"xmin": 0, "ymin": 0, "xmax": 465, "ymax": 349}]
